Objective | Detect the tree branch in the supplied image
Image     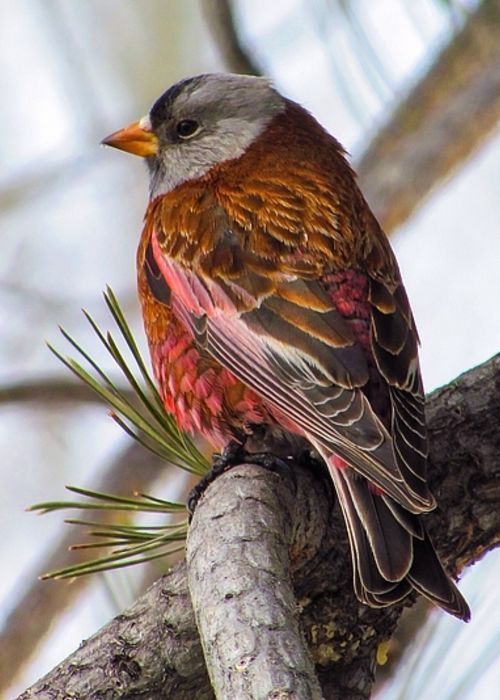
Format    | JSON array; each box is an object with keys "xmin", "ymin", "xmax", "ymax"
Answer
[
  {"xmin": 17, "ymin": 563, "xmax": 212, "ymax": 700},
  {"xmin": 17, "ymin": 354, "xmax": 500, "ymax": 699},
  {"xmin": 187, "ymin": 462, "xmax": 326, "ymax": 699}
]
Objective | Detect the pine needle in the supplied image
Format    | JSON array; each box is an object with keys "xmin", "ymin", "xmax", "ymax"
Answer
[{"xmin": 34, "ymin": 288, "xmax": 209, "ymax": 577}]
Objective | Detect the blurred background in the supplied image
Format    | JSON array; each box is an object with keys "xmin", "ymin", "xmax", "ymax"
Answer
[{"xmin": 1, "ymin": 0, "xmax": 499, "ymax": 697}]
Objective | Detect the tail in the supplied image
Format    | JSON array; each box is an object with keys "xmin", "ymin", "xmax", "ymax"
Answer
[{"xmin": 330, "ymin": 467, "xmax": 470, "ymax": 620}]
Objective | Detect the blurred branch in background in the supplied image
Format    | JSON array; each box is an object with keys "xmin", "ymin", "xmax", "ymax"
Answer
[
  {"xmin": 357, "ymin": 0, "xmax": 500, "ymax": 231},
  {"xmin": 0, "ymin": 156, "xmax": 96, "ymax": 215},
  {"xmin": 205, "ymin": 0, "xmax": 500, "ymax": 234},
  {"xmin": 202, "ymin": 0, "xmax": 262, "ymax": 76},
  {"xmin": 0, "ymin": 376, "xmax": 135, "ymax": 408}
]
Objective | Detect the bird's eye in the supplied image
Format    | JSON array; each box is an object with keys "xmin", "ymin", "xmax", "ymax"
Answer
[{"xmin": 175, "ymin": 119, "xmax": 200, "ymax": 139}]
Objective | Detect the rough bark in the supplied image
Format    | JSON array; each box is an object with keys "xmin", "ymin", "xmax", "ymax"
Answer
[
  {"xmin": 187, "ymin": 463, "xmax": 326, "ymax": 699},
  {"xmin": 17, "ymin": 564, "xmax": 212, "ymax": 700},
  {"xmin": 17, "ymin": 354, "xmax": 500, "ymax": 699}
]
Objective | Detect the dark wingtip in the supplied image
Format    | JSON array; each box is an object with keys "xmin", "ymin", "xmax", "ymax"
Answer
[
  {"xmin": 407, "ymin": 534, "xmax": 471, "ymax": 622},
  {"xmin": 449, "ymin": 593, "xmax": 471, "ymax": 622}
]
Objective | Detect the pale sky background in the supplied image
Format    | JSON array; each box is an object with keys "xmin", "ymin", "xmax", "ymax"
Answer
[{"xmin": 1, "ymin": 1, "xmax": 498, "ymax": 697}]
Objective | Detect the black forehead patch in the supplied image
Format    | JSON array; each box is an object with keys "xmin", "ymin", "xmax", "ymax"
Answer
[{"xmin": 149, "ymin": 75, "xmax": 205, "ymax": 129}]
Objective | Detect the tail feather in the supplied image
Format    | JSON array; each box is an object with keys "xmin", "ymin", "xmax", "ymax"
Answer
[
  {"xmin": 409, "ymin": 535, "xmax": 471, "ymax": 621},
  {"xmin": 366, "ymin": 581, "xmax": 412, "ymax": 607},
  {"xmin": 329, "ymin": 465, "xmax": 470, "ymax": 621},
  {"xmin": 331, "ymin": 467, "xmax": 413, "ymax": 584},
  {"xmin": 383, "ymin": 497, "xmax": 424, "ymax": 539},
  {"xmin": 340, "ymin": 479, "xmax": 401, "ymax": 595},
  {"xmin": 344, "ymin": 500, "xmax": 413, "ymax": 605},
  {"xmin": 345, "ymin": 474, "xmax": 413, "ymax": 581}
]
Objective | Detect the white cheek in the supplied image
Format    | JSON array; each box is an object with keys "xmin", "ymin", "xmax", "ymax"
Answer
[
  {"xmin": 148, "ymin": 116, "xmax": 276, "ymax": 198},
  {"xmin": 149, "ymin": 146, "xmax": 215, "ymax": 197},
  {"xmin": 149, "ymin": 142, "xmax": 239, "ymax": 197}
]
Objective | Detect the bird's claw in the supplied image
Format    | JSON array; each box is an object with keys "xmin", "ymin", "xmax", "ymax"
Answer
[
  {"xmin": 241, "ymin": 452, "xmax": 294, "ymax": 479},
  {"xmin": 187, "ymin": 441, "xmax": 244, "ymax": 518},
  {"xmin": 187, "ymin": 444, "xmax": 295, "ymax": 519}
]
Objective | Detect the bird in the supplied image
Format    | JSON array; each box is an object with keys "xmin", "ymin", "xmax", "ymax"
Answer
[{"xmin": 102, "ymin": 72, "xmax": 470, "ymax": 620}]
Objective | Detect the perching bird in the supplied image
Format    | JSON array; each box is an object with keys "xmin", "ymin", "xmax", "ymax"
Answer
[{"xmin": 103, "ymin": 73, "xmax": 469, "ymax": 620}]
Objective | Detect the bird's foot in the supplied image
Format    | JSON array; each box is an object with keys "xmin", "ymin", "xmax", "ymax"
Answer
[
  {"xmin": 187, "ymin": 441, "xmax": 244, "ymax": 517},
  {"xmin": 240, "ymin": 451, "xmax": 296, "ymax": 485},
  {"xmin": 187, "ymin": 444, "xmax": 295, "ymax": 518}
]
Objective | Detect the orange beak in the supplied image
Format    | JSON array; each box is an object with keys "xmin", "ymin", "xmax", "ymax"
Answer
[{"xmin": 101, "ymin": 118, "xmax": 158, "ymax": 157}]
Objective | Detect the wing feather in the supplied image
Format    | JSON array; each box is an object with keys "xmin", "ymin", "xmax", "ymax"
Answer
[
  {"xmin": 176, "ymin": 296, "xmax": 430, "ymax": 512},
  {"xmin": 145, "ymin": 159, "xmax": 469, "ymax": 616},
  {"xmin": 151, "ymin": 214, "xmax": 435, "ymax": 512}
]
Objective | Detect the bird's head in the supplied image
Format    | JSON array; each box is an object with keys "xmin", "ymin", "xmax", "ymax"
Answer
[{"xmin": 102, "ymin": 73, "xmax": 285, "ymax": 198}]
